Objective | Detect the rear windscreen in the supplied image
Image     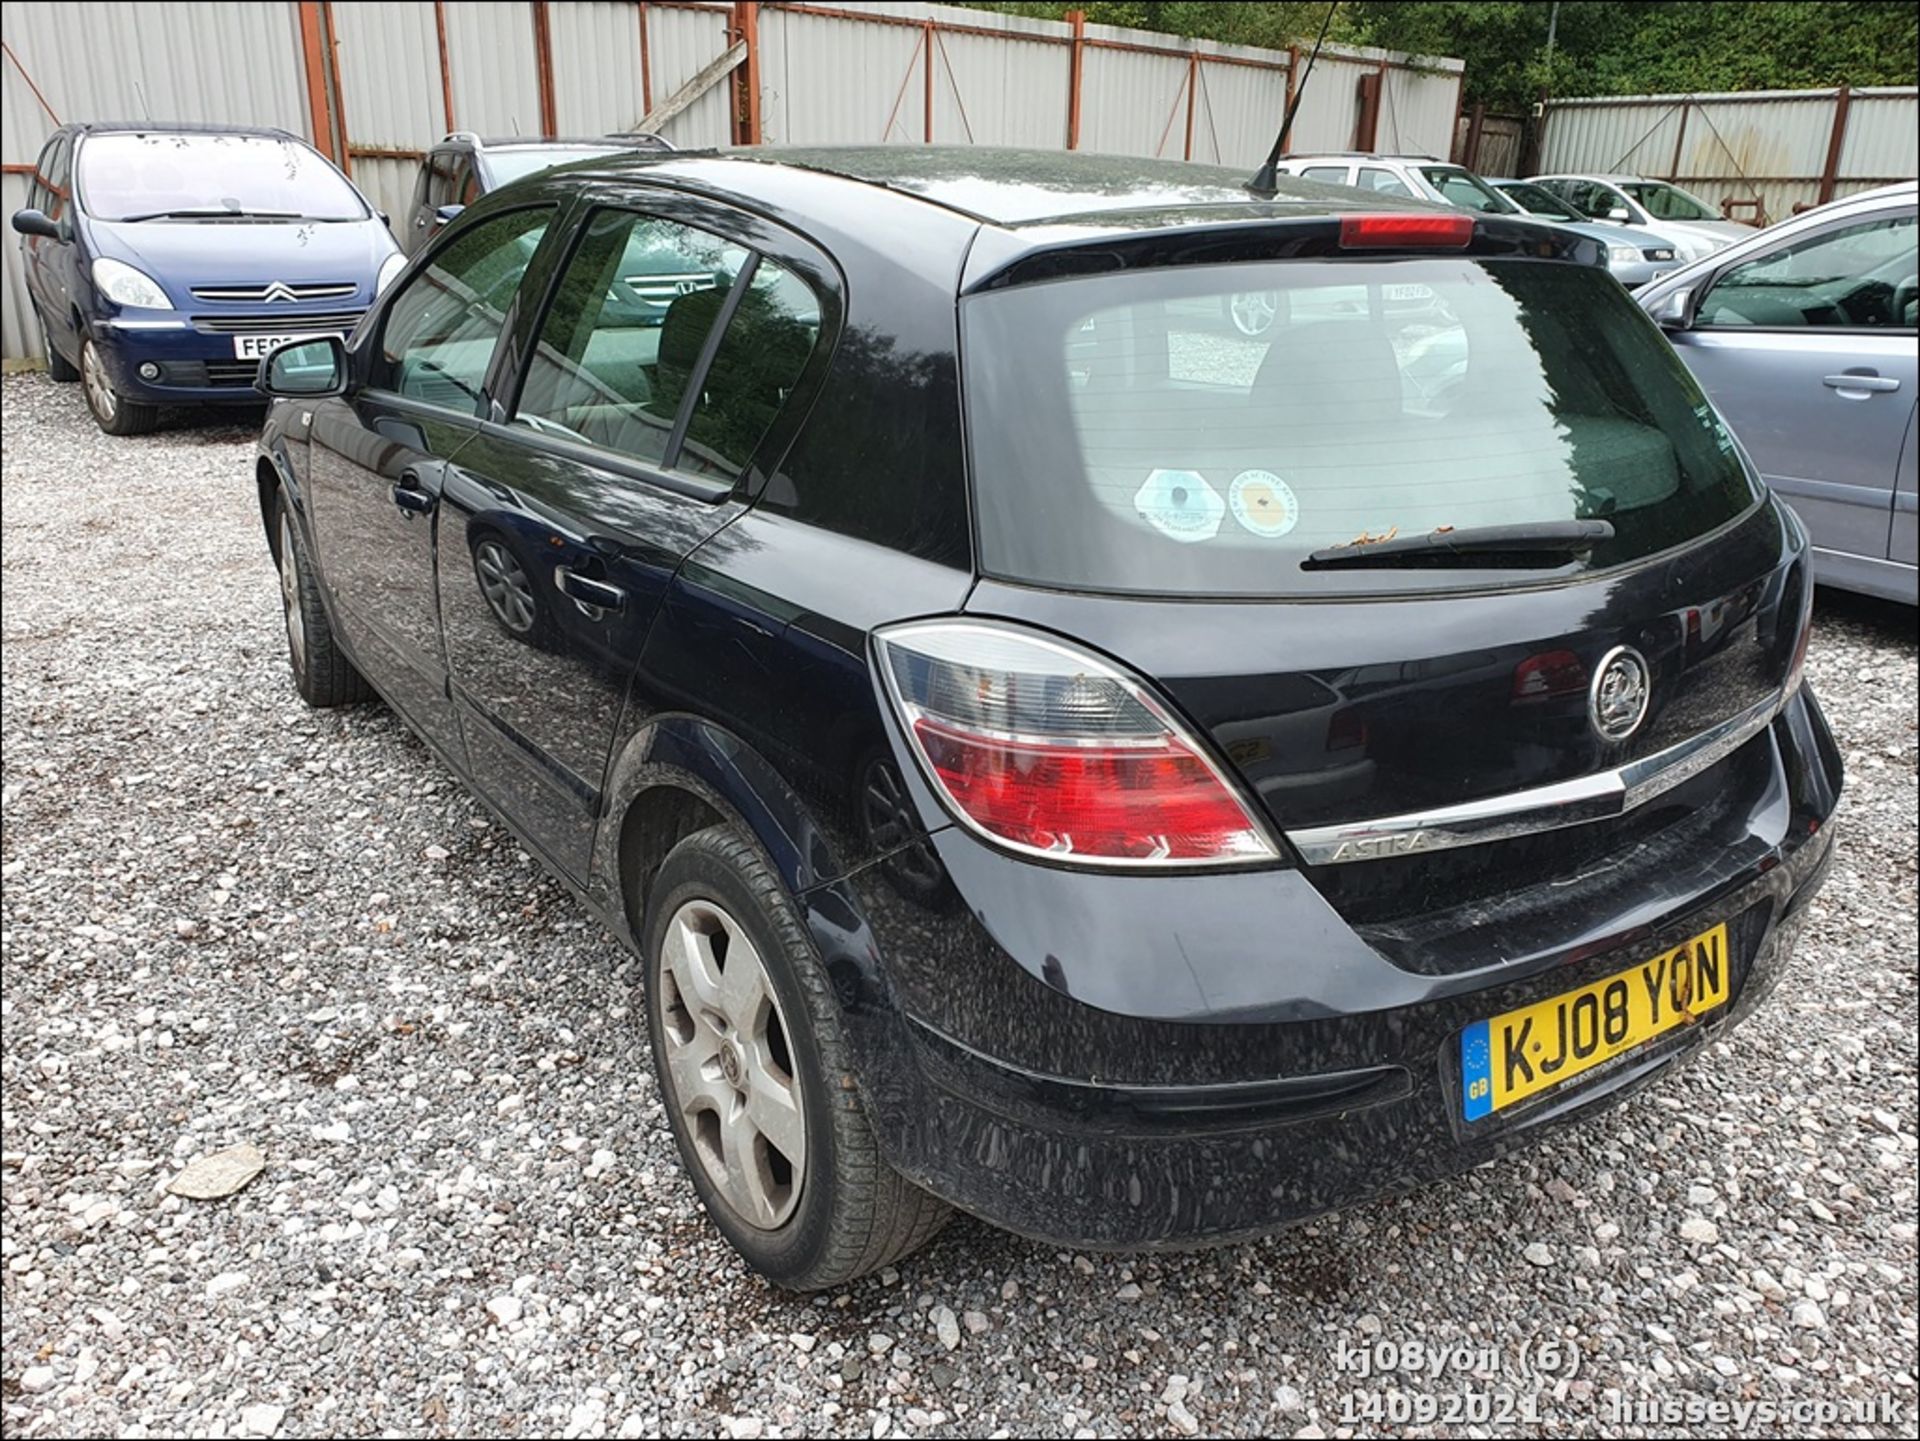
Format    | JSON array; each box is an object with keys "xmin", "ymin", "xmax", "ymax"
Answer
[{"xmin": 963, "ymin": 258, "xmax": 1759, "ymax": 596}]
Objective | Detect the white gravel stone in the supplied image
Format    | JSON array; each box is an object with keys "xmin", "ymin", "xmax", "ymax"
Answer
[{"xmin": 239, "ymin": 1402, "xmax": 286, "ymax": 1437}]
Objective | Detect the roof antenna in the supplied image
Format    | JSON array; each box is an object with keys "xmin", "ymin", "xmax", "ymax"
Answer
[
  {"xmin": 510, "ymin": 115, "xmax": 522, "ymax": 136},
  {"xmin": 1246, "ymin": 0, "xmax": 1339, "ymax": 197},
  {"xmin": 133, "ymin": 79, "xmax": 154, "ymax": 125}
]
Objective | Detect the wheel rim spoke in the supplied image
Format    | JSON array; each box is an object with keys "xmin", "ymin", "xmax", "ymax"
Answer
[
  {"xmin": 656, "ymin": 898, "xmax": 807, "ymax": 1230},
  {"xmin": 743, "ymin": 1067, "xmax": 805, "ymax": 1169}
]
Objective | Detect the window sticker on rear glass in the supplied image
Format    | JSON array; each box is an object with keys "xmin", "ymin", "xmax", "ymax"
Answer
[
  {"xmin": 1135, "ymin": 469, "xmax": 1223, "ymax": 544},
  {"xmin": 1228, "ymin": 470, "xmax": 1300, "ymax": 538}
]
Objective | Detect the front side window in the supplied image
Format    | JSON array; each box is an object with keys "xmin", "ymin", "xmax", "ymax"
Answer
[
  {"xmin": 964, "ymin": 257, "xmax": 1758, "ymax": 596},
  {"xmin": 1697, "ymin": 212, "xmax": 1919, "ymax": 330},
  {"xmin": 375, "ymin": 206, "xmax": 553, "ymax": 410},
  {"xmin": 514, "ymin": 209, "xmax": 748, "ymax": 466},
  {"xmin": 76, "ymin": 133, "xmax": 366, "ymax": 222},
  {"xmin": 1619, "ymin": 180, "xmax": 1719, "ymax": 222}
]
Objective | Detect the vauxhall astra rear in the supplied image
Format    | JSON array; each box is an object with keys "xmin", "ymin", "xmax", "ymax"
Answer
[{"xmin": 252, "ymin": 148, "xmax": 1843, "ymax": 1286}]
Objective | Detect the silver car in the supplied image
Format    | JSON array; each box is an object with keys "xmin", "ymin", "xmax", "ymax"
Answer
[
  {"xmin": 1637, "ymin": 182, "xmax": 1917, "ymax": 605},
  {"xmin": 1527, "ymin": 174, "xmax": 1753, "ymax": 262},
  {"xmin": 1488, "ymin": 178, "xmax": 1681, "ymax": 288},
  {"xmin": 1273, "ymin": 154, "xmax": 1678, "ymax": 287}
]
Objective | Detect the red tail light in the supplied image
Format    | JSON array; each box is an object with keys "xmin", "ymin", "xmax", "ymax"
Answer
[
  {"xmin": 874, "ymin": 620, "xmax": 1278, "ymax": 868},
  {"xmin": 1339, "ymin": 214, "xmax": 1475, "ymax": 250}
]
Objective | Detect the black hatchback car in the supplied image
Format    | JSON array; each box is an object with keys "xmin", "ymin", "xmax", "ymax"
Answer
[{"xmin": 253, "ymin": 147, "xmax": 1843, "ymax": 1289}]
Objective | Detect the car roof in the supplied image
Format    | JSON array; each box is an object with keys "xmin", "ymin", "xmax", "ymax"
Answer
[
  {"xmin": 1280, "ymin": 152, "xmax": 1442, "ymax": 164},
  {"xmin": 550, "ymin": 145, "xmax": 1454, "ymax": 231},
  {"xmin": 459, "ymin": 134, "xmax": 670, "ymax": 151},
  {"xmin": 67, "ymin": 120, "xmax": 298, "ymax": 140}
]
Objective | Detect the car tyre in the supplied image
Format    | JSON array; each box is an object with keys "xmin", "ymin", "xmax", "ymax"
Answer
[
  {"xmin": 39, "ymin": 309, "xmax": 78, "ymax": 382},
  {"xmin": 643, "ymin": 824, "xmax": 950, "ymax": 1289},
  {"xmin": 275, "ymin": 497, "xmax": 375, "ymax": 708},
  {"xmin": 81, "ymin": 339, "xmax": 159, "ymax": 436}
]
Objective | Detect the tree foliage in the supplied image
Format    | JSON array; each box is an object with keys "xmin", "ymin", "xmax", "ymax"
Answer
[{"xmin": 964, "ymin": 1, "xmax": 1920, "ymax": 110}]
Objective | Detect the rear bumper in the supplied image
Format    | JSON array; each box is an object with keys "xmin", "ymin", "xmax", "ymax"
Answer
[{"xmin": 823, "ymin": 685, "xmax": 1843, "ymax": 1248}]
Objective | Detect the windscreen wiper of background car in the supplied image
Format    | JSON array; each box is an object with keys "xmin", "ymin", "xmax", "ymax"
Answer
[
  {"xmin": 122, "ymin": 209, "xmax": 305, "ymax": 222},
  {"xmin": 1303, "ymin": 519, "xmax": 1616, "ymax": 569}
]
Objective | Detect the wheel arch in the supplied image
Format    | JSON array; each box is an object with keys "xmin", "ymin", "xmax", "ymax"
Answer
[{"xmin": 595, "ymin": 714, "xmax": 894, "ymax": 1017}]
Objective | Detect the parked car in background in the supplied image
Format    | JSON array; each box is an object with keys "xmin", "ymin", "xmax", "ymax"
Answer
[
  {"xmin": 1489, "ymin": 178, "xmax": 1680, "ymax": 288},
  {"xmin": 1527, "ymin": 173, "xmax": 1753, "ymax": 262},
  {"xmin": 251, "ymin": 146, "xmax": 1839, "ymax": 1289},
  {"xmin": 1637, "ymin": 182, "xmax": 1918, "ymax": 605},
  {"xmin": 1273, "ymin": 153, "xmax": 1677, "ymax": 287},
  {"xmin": 10, "ymin": 122, "xmax": 398, "ymax": 435},
  {"xmin": 402, "ymin": 131, "xmax": 672, "ymax": 254}
]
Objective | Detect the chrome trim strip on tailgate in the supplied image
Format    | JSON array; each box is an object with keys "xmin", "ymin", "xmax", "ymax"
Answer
[{"xmin": 1284, "ymin": 690, "xmax": 1787, "ymax": 866}]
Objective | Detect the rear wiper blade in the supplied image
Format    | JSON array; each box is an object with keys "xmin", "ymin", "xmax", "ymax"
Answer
[{"xmin": 1303, "ymin": 520, "xmax": 1615, "ymax": 569}]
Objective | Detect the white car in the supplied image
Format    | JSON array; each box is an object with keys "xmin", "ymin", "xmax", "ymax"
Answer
[{"xmin": 1527, "ymin": 173, "xmax": 1754, "ymax": 261}]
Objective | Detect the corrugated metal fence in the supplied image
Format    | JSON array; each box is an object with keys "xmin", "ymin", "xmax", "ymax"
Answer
[
  {"xmin": 2, "ymin": 0, "xmax": 1465, "ymax": 361},
  {"xmin": 1541, "ymin": 86, "xmax": 1918, "ymax": 226}
]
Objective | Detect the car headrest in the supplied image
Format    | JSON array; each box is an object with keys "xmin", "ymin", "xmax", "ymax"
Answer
[
  {"xmin": 1251, "ymin": 321, "xmax": 1404, "ymax": 431},
  {"xmin": 653, "ymin": 284, "xmax": 728, "ymax": 411}
]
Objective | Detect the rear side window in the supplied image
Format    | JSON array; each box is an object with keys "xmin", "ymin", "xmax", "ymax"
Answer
[
  {"xmin": 1302, "ymin": 166, "xmax": 1351, "ymax": 185},
  {"xmin": 963, "ymin": 258, "xmax": 1759, "ymax": 596},
  {"xmin": 375, "ymin": 206, "xmax": 553, "ymax": 410},
  {"xmin": 514, "ymin": 209, "xmax": 749, "ymax": 466},
  {"xmin": 676, "ymin": 257, "xmax": 822, "ymax": 482}
]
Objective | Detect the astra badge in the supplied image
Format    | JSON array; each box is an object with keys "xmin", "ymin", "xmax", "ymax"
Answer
[{"xmin": 1590, "ymin": 645, "xmax": 1651, "ymax": 742}]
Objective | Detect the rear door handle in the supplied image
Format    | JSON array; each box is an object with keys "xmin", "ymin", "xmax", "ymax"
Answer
[
  {"xmin": 1823, "ymin": 372, "xmax": 1900, "ymax": 394},
  {"xmin": 555, "ymin": 566, "xmax": 626, "ymax": 613},
  {"xmin": 391, "ymin": 465, "xmax": 438, "ymax": 516}
]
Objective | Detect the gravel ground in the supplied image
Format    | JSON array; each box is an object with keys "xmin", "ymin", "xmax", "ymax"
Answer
[{"xmin": 2, "ymin": 370, "xmax": 1915, "ymax": 1439}]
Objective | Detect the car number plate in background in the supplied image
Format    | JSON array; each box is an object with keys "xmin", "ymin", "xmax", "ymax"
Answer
[
  {"xmin": 1461, "ymin": 923, "xmax": 1729, "ymax": 1120},
  {"xmin": 232, "ymin": 331, "xmax": 340, "ymax": 361}
]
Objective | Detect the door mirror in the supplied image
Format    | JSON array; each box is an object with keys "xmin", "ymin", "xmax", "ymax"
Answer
[
  {"xmin": 1649, "ymin": 287, "xmax": 1694, "ymax": 331},
  {"xmin": 433, "ymin": 204, "xmax": 465, "ymax": 229},
  {"xmin": 11, "ymin": 208, "xmax": 62, "ymax": 240},
  {"xmin": 257, "ymin": 336, "xmax": 348, "ymax": 397},
  {"xmin": 1606, "ymin": 206, "xmax": 1632, "ymax": 223}
]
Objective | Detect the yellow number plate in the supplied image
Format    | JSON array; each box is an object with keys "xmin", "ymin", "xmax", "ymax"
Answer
[{"xmin": 1461, "ymin": 923, "xmax": 1730, "ymax": 1120}]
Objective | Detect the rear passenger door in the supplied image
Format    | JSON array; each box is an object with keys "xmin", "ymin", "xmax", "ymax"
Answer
[{"xmin": 436, "ymin": 195, "xmax": 830, "ymax": 880}]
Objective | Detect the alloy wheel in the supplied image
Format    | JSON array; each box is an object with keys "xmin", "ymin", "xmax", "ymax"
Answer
[
  {"xmin": 655, "ymin": 898, "xmax": 807, "ymax": 1230},
  {"xmin": 279, "ymin": 512, "xmax": 307, "ymax": 674},
  {"xmin": 81, "ymin": 341, "xmax": 117, "ymax": 421}
]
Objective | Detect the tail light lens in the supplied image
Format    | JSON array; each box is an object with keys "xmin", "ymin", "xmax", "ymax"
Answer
[
  {"xmin": 873, "ymin": 620, "xmax": 1280, "ymax": 868},
  {"xmin": 1511, "ymin": 649, "xmax": 1586, "ymax": 703}
]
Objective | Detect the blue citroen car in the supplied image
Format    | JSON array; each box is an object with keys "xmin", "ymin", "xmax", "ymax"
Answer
[{"xmin": 11, "ymin": 121, "xmax": 400, "ymax": 434}]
